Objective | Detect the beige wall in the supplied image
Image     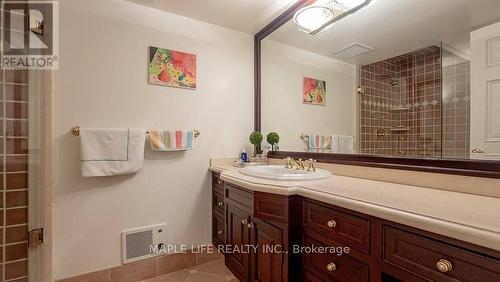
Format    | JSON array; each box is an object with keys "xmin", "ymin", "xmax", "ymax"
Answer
[
  {"xmin": 53, "ymin": 0, "xmax": 253, "ymax": 279},
  {"xmin": 261, "ymin": 39, "xmax": 357, "ymax": 151}
]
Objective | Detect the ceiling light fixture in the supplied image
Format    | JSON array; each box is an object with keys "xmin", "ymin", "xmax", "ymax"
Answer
[{"xmin": 293, "ymin": 0, "xmax": 373, "ymax": 35}]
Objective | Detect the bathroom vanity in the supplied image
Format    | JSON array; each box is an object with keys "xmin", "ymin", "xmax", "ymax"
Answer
[{"xmin": 210, "ymin": 166, "xmax": 500, "ymax": 282}]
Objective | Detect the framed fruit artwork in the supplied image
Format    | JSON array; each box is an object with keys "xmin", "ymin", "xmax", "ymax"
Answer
[
  {"xmin": 303, "ymin": 77, "xmax": 326, "ymax": 105},
  {"xmin": 148, "ymin": 46, "xmax": 197, "ymax": 89}
]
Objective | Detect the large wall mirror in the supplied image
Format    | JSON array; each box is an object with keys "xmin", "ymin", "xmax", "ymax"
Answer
[{"xmin": 257, "ymin": 0, "xmax": 500, "ymax": 177}]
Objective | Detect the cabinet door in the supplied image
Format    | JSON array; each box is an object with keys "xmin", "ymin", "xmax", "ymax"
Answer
[
  {"xmin": 226, "ymin": 204, "xmax": 251, "ymax": 281},
  {"xmin": 212, "ymin": 212, "xmax": 225, "ymax": 247},
  {"xmin": 250, "ymin": 218, "xmax": 285, "ymax": 282}
]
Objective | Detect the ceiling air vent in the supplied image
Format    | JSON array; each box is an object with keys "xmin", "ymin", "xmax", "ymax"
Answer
[{"xmin": 331, "ymin": 43, "xmax": 374, "ymax": 58}]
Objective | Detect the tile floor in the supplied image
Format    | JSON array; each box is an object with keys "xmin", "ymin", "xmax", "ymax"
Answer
[{"xmin": 141, "ymin": 260, "xmax": 237, "ymax": 282}]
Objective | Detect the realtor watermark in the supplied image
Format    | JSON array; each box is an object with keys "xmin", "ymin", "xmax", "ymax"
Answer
[
  {"xmin": 1, "ymin": 1, "xmax": 59, "ymax": 69},
  {"xmin": 150, "ymin": 244, "xmax": 350, "ymax": 257}
]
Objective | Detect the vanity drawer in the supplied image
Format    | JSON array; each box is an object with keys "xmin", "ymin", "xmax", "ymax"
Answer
[
  {"xmin": 212, "ymin": 192, "xmax": 225, "ymax": 215},
  {"xmin": 212, "ymin": 173, "xmax": 224, "ymax": 194},
  {"xmin": 212, "ymin": 213, "xmax": 225, "ymax": 246},
  {"xmin": 383, "ymin": 226, "xmax": 500, "ymax": 281},
  {"xmin": 225, "ymin": 183, "xmax": 253, "ymax": 212},
  {"xmin": 303, "ymin": 235, "xmax": 369, "ymax": 282},
  {"xmin": 303, "ymin": 201, "xmax": 370, "ymax": 254}
]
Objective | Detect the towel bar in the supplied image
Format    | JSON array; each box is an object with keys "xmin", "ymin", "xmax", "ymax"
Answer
[
  {"xmin": 299, "ymin": 133, "xmax": 355, "ymax": 140},
  {"xmin": 71, "ymin": 126, "xmax": 200, "ymax": 138}
]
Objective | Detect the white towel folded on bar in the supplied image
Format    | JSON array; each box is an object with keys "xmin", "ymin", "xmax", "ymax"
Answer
[
  {"xmin": 80, "ymin": 128, "xmax": 146, "ymax": 177},
  {"xmin": 331, "ymin": 135, "xmax": 354, "ymax": 153},
  {"xmin": 338, "ymin": 135, "xmax": 354, "ymax": 153}
]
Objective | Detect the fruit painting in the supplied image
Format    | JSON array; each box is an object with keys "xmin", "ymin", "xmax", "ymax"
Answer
[
  {"xmin": 149, "ymin": 46, "xmax": 197, "ymax": 89},
  {"xmin": 303, "ymin": 77, "xmax": 326, "ymax": 106}
]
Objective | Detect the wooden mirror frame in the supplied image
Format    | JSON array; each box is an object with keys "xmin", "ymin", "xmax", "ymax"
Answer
[{"xmin": 254, "ymin": 0, "xmax": 500, "ymax": 179}]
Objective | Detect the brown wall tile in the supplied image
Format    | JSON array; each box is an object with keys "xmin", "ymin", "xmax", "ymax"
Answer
[
  {"xmin": 6, "ymin": 208, "xmax": 28, "ymax": 225},
  {"xmin": 4, "ymin": 70, "xmax": 28, "ymax": 84},
  {"xmin": 6, "ymin": 120, "xmax": 28, "ymax": 137},
  {"xmin": 6, "ymin": 191, "xmax": 28, "ymax": 208},
  {"xmin": 6, "ymin": 173, "xmax": 28, "ymax": 189},
  {"xmin": 5, "ymin": 102, "xmax": 28, "ymax": 119},
  {"xmin": 5, "ymin": 260, "xmax": 27, "ymax": 280},
  {"xmin": 4, "ymin": 84, "xmax": 28, "ymax": 101},
  {"xmin": 6, "ymin": 278, "xmax": 28, "ymax": 282},
  {"xmin": 5, "ymin": 243, "xmax": 28, "ymax": 262},
  {"xmin": 6, "ymin": 225, "xmax": 28, "ymax": 244},
  {"xmin": 6, "ymin": 138, "xmax": 28, "ymax": 155},
  {"xmin": 6, "ymin": 156, "xmax": 28, "ymax": 172}
]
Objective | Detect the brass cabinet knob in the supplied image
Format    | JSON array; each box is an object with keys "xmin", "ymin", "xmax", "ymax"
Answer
[
  {"xmin": 217, "ymin": 201, "xmax": 224, "ymax": 207},
  {"xmin": 436, "ymin": 259, "xmax": 453, "ymax": 273},
  {"xmin": 217, "ymin": 230, "xmax": 223, "ymax": 235},
  {"xmin": 327, "ymin": 220, "xmax": 337, "ymax": 228},
  {"xmin": 247, "ymin": 222, "xmax": 254, "ymax": 229},
  {"xmin": 471, "ymin": 148, "xmax": 484, "ymax": 154},
  {"xmin": 216, "ymin": 179, "xmax": 223, "ymax": 185},
  {"xmin": 241, "ymin": 219, "xmax": 248, "ymax": 225},
  {"xmin": 326, "ymin": 262, "xmax": 336, "ymax": 272}
]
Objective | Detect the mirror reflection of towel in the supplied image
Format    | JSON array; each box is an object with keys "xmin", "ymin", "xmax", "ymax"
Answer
[
  {"xmin": 338, "ymin": 135, "xmax": 354, "ymax": 153},
  {"xmin": 306, "ymin": 134, "xmax": 332, "ymax": 150}
]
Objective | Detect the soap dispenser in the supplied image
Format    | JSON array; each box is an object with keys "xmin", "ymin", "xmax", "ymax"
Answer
[{"xmin": 241, "ymin": 148, "xmax": 248, "ymax": 163}]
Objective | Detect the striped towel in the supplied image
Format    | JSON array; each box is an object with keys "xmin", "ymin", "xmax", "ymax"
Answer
[
  {"xmin": 305, "ymin": 134, "xmax": 332, "ymax": 150},
  {"xmin": 149, "ymin": 130, "xmax": 194, "ymax": 151}
]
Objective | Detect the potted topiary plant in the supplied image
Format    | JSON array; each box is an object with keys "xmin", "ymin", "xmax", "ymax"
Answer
[
  {"xmin": 249, "ymin": 131, "xmax": 263, "ymax": 157},
  {"xmin": 267, "ymin": 132, "xmax": 280, "ymax": 151}
]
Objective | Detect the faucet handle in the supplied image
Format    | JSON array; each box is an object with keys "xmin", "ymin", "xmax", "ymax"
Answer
[
  {"xmin": 294, "ymin": 158, "xmax": 305, "ymax": 170},
  {"xmin": 284, "ymin": 157, "xmax": 294, "ymax": 169},
  {"xmin": 306, "ymin": 158, "xmax": 317, "ymax": 172}
]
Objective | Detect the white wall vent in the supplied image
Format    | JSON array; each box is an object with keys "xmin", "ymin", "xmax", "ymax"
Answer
[
  {"xmin": 121, "ymin": 223, "xmax": 167, "ymax": 264},
  {"xmin": 331, "ymin": 43, "xmax": 374, "ymax": 58}
]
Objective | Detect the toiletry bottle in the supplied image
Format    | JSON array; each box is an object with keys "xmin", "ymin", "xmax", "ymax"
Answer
[{"xmin": 241, "ymin": 148, "xmax": 248, "ymax": 163}]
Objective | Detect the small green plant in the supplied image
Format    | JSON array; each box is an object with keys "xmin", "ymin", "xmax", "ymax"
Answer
[
  {"xmin": 249, "ymin": 131, "xmax": 263, "ymax": 146},
  {"xmin": 267, "ymin": 132, "xmax": 280, "ymax": 150},
  {"xmin": 249, "ymin": 131, "xmax": 263, "ymax": 157}
]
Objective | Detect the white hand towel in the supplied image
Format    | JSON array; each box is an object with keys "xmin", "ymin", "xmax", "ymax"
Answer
[
  {"xmin": 338, "ymin": 135, "xmax": 354, "ymax": 154},
  {"xmin": 331, "ymin": 135, "xmax": 340, "ymax": 153},
  {"xmin": 80, "ymin": 128, "xmax": 146, "ymax": 177}
]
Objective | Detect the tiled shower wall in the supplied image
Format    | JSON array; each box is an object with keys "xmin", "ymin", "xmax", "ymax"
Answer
[
  {"xmin": 0, "ymin": 70, "xmax": 29, "ymax": 281},
  {"xmin": 360, "ymin": 46, "xmax": 470, "ymax": 158},
  {"xmin": 360, "ymin": 46, "xmax": 442, "ymax": 157},
  {"xmin": 1, "ymin": 6, "xmax": 30, "ymax": 281},
  {"xmin": 442, "ymin": 48, "xmax": 470, "ymax": 158}
]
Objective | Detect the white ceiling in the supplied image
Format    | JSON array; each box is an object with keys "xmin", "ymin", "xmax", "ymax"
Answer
[
  {"xmin": 125, "ymin": 0, "xmax": 298, "ymax": 34},
  {"xmin": 267, "ymin": 0, "xmax": 500, "ymax": 65}
]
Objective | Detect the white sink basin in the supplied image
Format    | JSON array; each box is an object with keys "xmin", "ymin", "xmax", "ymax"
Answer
[{"xmin": 240, "ymin": 165, "xmax": 331, "ymax": 181}]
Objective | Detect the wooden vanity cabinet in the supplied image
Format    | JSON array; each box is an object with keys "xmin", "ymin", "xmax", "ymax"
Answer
[
  {"xmin": 223, "ymin": 183, "xmax": 292, "ymax": 282},
  {"xmin": 211, "ymin": 172, "xmax": 500, "ymax": 282},
  {"xmin": 212, "ymin": 173, "xmax": 225, "ymax": 247}
]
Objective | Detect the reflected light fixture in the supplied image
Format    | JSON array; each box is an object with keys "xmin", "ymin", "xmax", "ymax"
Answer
[{"xmin": 293, "ymin": 0, "xmax": 372, "ymax": 35}]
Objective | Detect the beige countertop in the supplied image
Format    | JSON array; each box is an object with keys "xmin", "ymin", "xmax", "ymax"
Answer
[{"xmin": 209, "ymin": 158, "xmax": 500, "ymax": 252}]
